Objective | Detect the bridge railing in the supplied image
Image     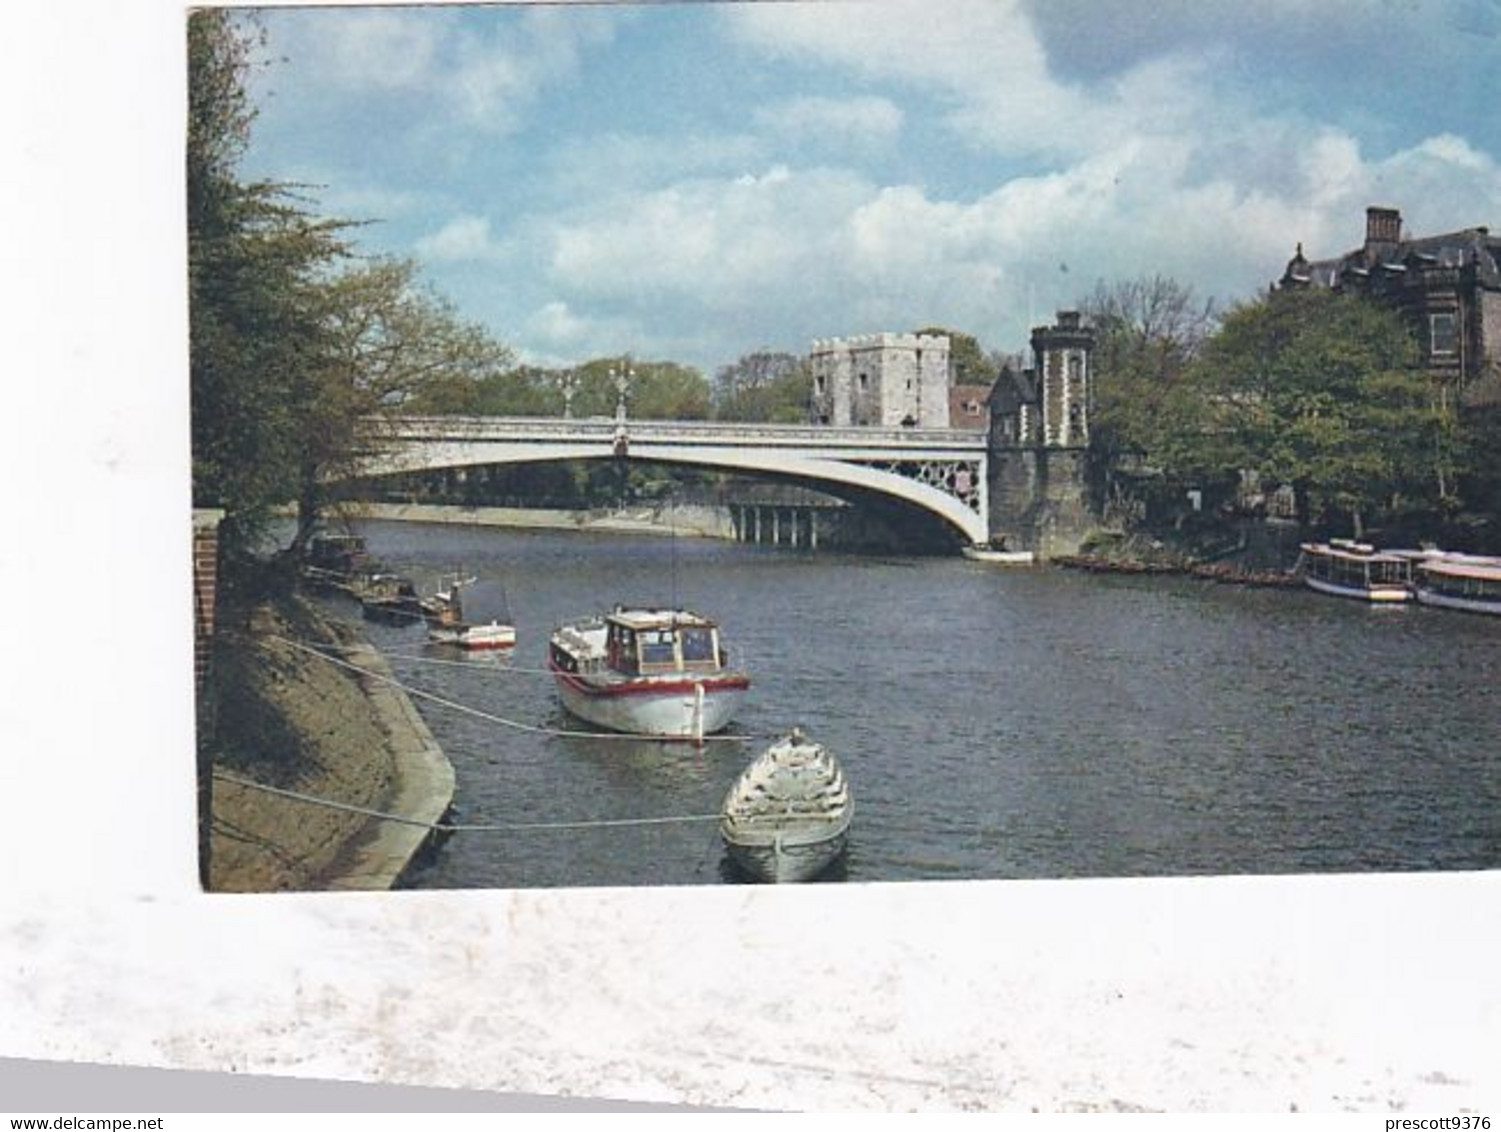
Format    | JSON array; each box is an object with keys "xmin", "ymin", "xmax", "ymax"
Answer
[{"xmin": 376, "ymin": 414, "xmax": 987, "ymax": 449}]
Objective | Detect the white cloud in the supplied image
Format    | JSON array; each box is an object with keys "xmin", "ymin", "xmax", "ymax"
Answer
[
  {"xmin": 415, "ymin": 214, "xmax": 507, "ymax": 263},
  {"xmin": 293, "ymin": 8, "xmax": 443, "ymax": 92},
  {"xmin": 755, "ymin": 96, "xmax": 903, "ymax": 145},
  {"xmin": 261, "ymin": 6, "xmax": 620, "ymax": 133}
]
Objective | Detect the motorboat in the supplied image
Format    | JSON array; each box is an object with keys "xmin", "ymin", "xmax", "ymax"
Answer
[
  {"xmin": 719, "ymin": 729, "xmax": 852, "ymax": 883},
  {"xmin": 424, "ymin": 575, "xmax": 517, "ymax": 650},
  {"xmin": 301, "ymin": 532, "xmax": 373, "ymax": 588},
  {"xmin": 1294, "ymin": 539, "xmax": 1418, "ymax": 603},
  {"xmin": 962, "ymin": 542, "xmax": 1035, "ymax": 565},
  {"xmin": 547, "ymin": 607, "xmax": 749, "ymax": 739},
  {"xmin": 1411, "ymin": 552, "xmax": 1501, "ymax": 616},
  {"xmin": 357, "ymin": 573, "xmax": 426, "ymax": 625}
]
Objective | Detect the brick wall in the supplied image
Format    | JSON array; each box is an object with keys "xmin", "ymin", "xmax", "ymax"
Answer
[{"xmin": 192, "ymin": 509, "xmax": 224, "ymax": 700}]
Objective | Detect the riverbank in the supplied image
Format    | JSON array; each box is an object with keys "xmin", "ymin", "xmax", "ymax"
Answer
[
  {"xmin": 205, "ymin": 593, "xmax": 453, "ymax": 892},
  {"xmin": 336, "ymin": 500, "xmax": 735, "ymax": 539}
]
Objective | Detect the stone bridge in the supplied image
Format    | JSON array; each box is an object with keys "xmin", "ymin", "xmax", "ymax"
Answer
[{"xmin": 349, "ymin": 415, "xmax": 990, "ymax": 547}]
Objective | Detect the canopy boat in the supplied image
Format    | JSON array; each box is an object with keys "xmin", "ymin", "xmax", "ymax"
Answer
[
  {"xmin": 1411, "ymin": 553, "xmax": 1501, "ymax": 616},
  {"xmin": 547, "ymin": 607, "xmax": 749, "ymax": 739},
  {"xmin": 719, "ymin": 729, "xmax": 852, "ymax": 883},
  {"xmin": 301, "ymin": 533, "xmax": 374, "ymax": 589},
  {"xmin": 357, "ymin": 573, "xmax": 425, "ymax": 625},
  {"xmin": 1294, "ymin": 540, "xmax": 1418, "ymax": 603},
  {"xmin": 424, "ymin": 575, "xmax": 517, "ymax": 650}
]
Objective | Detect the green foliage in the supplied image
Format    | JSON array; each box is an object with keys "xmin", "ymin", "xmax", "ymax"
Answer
[
  {"xmin": 911, "ymin": 327, "xmax": 999, "ymax": 387},
  {"xmin": 1079, "ymin": 275, "xmax": 1219, "ymax": 473},
  {"xmin": 713, "ymin": 351, "xmax": 811, "ymax": 422},
  {"xmin": 189, "ymin": 10, "xmax": 353, "ymax": 555},
  {"xmin": 188, "ymin": 10, "xmax": 518, "ymax": 559},
  {"xmin": 1196, "ymin": 287, "xmax": 1434, "ymax": 533}
]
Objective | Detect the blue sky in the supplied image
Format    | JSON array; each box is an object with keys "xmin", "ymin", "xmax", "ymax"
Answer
[{"xmin": 237, "ymin": 0, "xmax": 1501, "ymax": 376}]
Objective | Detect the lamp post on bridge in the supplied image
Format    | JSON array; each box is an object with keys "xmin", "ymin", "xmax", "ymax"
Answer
[
  {"xmin": 557, "ymin": 369, "xmax": 579, "ymax": 419},
  {"xmin": 608, "ymin": 359, "xmax": 635, "ymax": 461},
  {"xmin": 609, "ymin": 359, "xmax": 635, "ymax": 424}
]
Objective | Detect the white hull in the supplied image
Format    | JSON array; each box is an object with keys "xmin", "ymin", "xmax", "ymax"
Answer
[
  {"xmin": 1413, "ymin": 588, "xmax": 1501, "ymax": 616},
  {"xmin": 963, "ymin": 546, "xmax": 1036, "ymax": 565},
  {"xmin": 724, "ymin": 827, "xmax": 849, "ymax": 884},
  {"xmin": 552, "ymin": 671, "xmax": 746, "ymax": 738},
  {"xmin": 720, "ymin": 731, "xmax": 852, "ymax": 883},
  {"xmin": 1303, "ymin": 576, "xmax": 1410, "ymax": 603},
  {"xmin": 429, "ymin": 622, "xmax": 517, "ymax": 649}
]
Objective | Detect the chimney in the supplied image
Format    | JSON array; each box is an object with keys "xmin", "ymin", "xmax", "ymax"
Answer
[{"xmin": 1365, "ymin": 206, "xmax": 1402, "ymax": 251}]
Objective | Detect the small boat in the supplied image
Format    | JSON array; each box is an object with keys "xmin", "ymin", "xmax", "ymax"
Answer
[
  {"xmin": 424, "ymin": 575, "xmax": 517, "ymax": 650},
  {"xmin": 1411, "ymin": 553, "xmax": 1501, "ymax": 616},
  {"xmin": 719, "ymin": 729, "xmax": 852, "ymax": 883},
  {"xmin": 1294, "ymin": 539, "xmax": 1418, "ymax": 603},
  {"xmin": 301, "ymin": 532, "xmax": 374, "ymax": 588},
  {"xmin": 963, "ymin": 541, "xmax": 1035, "ymax": 565},
  {"xmin": 547, "ymin": 607, "xmax": 750, "ymax": 739},
  {"xmin": 357, "ymin": 573, "xmax": 426, "ymax": 625}
]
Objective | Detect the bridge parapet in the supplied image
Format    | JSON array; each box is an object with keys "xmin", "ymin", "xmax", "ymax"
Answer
[{"xmin": 379, "ymin": 415, "xmax": 986, "ymax": 450}]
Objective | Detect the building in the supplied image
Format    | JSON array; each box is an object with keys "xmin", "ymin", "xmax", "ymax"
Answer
[
  {"xmin": 808, "ymin": 332, "xmax": 951, "ymax": 428},
  {"xmin": 986, "ymin": 310, "xmax": 1095, "ymax": 451},
  {"xmin": 984, "ymin": 311, "xmax": 1099, "ymax": 556},
  {"xmin": 1280, "ymin": 206, "xmax": 1501, "ymax": 404},
  {"xmin": 948, "ymin": 383, "xmax": 994, "ymax": 432}
]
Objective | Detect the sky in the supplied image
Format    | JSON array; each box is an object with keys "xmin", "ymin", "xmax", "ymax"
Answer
[{"xmin": 236, "ymin": 0, "xmax": 1501, "ymax": 376}]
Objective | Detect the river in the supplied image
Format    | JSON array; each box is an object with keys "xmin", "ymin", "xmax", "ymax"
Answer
[{"xmin": 314, "ymin": 519, "xmax": 1501, "ymax": 889}]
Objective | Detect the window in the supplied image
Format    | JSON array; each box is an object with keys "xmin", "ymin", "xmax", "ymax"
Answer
[
  {"xmin": 679, "ymin": 627, "xmax": 716, "ymax": 664},
  {"xmin": 1430, "ymin": 312, "xmax": 1458, "ymax": 357},
  {"xmin": 858, "ymin": 372, "xmax": 869, "ymax": 391},
  {"xmin": 639, "ymin": 629, "xmax": 677, "ymax": 666}
]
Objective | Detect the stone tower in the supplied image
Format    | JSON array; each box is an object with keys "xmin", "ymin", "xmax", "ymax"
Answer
[
  {"xmin": 809, "ymin": 332, "xmax": 952, "ymax": 428},
  {"xmin": 985, "ymin": 310, "xmax": 1099, "ymax": 557}
]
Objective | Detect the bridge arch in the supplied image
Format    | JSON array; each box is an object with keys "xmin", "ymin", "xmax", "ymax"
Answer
[{"xmin": 347, "ymin": 418, "xmax": 990, "ymax": 547}]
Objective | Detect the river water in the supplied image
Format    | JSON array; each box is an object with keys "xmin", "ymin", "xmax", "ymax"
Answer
[{"xmin": 316, "ymin": 519, "xmax": 1501, "ymax": 889}]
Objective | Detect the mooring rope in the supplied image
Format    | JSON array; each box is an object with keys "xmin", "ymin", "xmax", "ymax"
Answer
[
  {"xmin": 212, "ymin": 769, "xmax": 721, "ymax": 833},
  {"xmin": 269, "ymin": 633, "xmax": 773, "ymax": 744}
]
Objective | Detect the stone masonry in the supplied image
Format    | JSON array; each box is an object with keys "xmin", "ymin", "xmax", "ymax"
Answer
[{"xmin": 809, "ymin": 332, "xmax": 952, "ymax": 428}]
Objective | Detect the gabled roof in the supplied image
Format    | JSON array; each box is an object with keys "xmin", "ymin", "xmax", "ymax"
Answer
[
  {"xmin": 985, "ymin": 364, "xmax": 1037, "ymax": 414},
  {"xmin": 1286, "ymin": 225, "xmax": 1501, "ymax": 290}
]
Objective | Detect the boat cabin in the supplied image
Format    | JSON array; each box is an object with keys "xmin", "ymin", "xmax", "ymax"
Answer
[
  {"xmin": 603, "ymin": 609, "xmax": 725, "ymax": 676},
  {"xmin": 1417, "ymin": 557, "xmax": 1501, "ymax": 603},
  {"xmin": 1298, "ymin": 541, "xmax": 1415, "ymax": 594},
  {"xmin": 307, "ymin": 533, "xmax": 371, "ymax": 574}
]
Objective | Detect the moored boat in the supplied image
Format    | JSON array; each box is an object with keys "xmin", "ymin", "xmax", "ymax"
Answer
[
  {"xmin": 1294, "ymin": 540, "xmax": 1418, "ymax": 603},
  {"xmin": 1411, "ymin": 553, "xmax": 1501, "ymax": 616},
  {"xmin": 547, "ymin": 607, "xmax": 749, "ymax": 739},
  {"xmin": 357, "ymin": 573, "xmax": 426, "ymax": 625},
  {"xmin": 962, "ymin": 542, "xmax": 1035, "ymax": 565},
  {"xmin": 719, "ymin": 729, "xmax": 852, "ymax": 883},
  {"xmin": 424, "ymin": 575, "xmax": 517, "ymax": 650},
  {"xmin": 301, "ymin": 532, "xmax": 374, "ymax": 589}
]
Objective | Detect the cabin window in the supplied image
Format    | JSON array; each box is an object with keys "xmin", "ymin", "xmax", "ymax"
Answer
[
  {"xmin": 608, "ymin": 626, "xmax": 639, "ymax": 673},
  {"xmin": 638, "ymin": 628, "xmax": 677, "ymax": 667},
  {"xmin": 679, "ymin": 627, "xmax": 716, "ymax": 665}
]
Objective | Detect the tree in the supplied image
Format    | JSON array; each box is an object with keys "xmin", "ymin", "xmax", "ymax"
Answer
[
  {"xmin": 189, "ymin": 9, "xmax": 353, "ymax": 560},
  {"xmin": 1078, "ymin": 275, "xmax": 1219, "ymax": 467},
  {"xmin": 288, "ymin": 256, "xmax": 517, "ymax": 551},
  {"xmin": 713, "ymin": 351, "xmax": 811, "ymax": 422},
  {"xmin": 1196, "ymin": 287, "xmax": 1433, "ymax": 536},
  {"xmin": 189, "ymin": 10, "xmax": 519, "ymax": 559},
  {"xmin": 912, "ymin": 327, "xmax": 999, "ymax": 387}
]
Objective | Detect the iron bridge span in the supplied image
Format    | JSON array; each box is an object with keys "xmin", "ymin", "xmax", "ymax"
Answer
[{"xmin": 351, "ymin": 415, "xmax": 990, "ymax": 547}]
